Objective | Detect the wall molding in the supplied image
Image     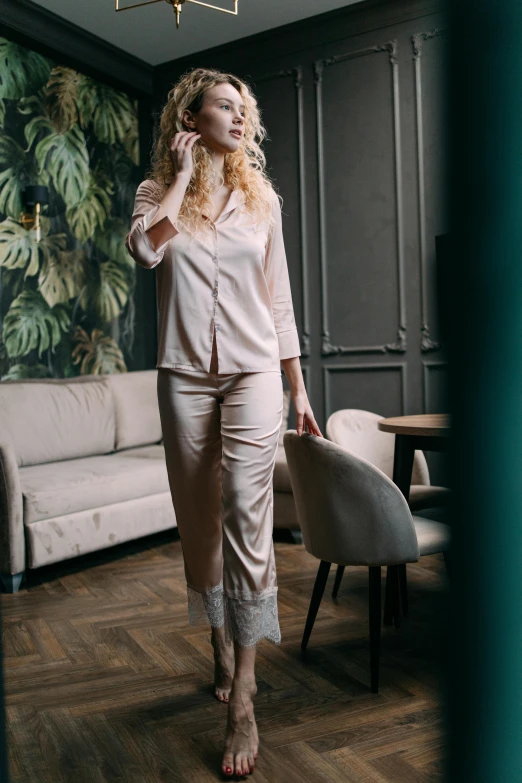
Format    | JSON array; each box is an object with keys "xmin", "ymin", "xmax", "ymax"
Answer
[
  {"xmin": 314, "ymin": 40, "xmax": 407, "ymax": 357},
  {"xmin": 322, "ymin": 362, "xmax": 407, "ymax": 422},
  {"xmin": 254, "ymin": 66, "xmax": 311, "ymax": 356},
  {"xmin": 0, "ymin": 0, "xmax": 153, "ymax": 96},
  {"xmin": 412, "ymin": 28, "xmax": 446, "ymax": 353},
  {"xmin": 155, "ymin": 0, "xmax": 444, "ymax": 83},
  {"xmin": 422, "ymin": 359, "xmax": 447, "ymax": 413}
]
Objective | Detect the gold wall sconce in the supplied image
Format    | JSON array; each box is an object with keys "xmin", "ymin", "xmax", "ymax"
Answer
[
  {"xmin": 20, "ymin": 186, "xmax": 49, "ymax": 244},
  {"xmin": 115, "ymin": 0, "xmax": 238, "ymax": 30}
]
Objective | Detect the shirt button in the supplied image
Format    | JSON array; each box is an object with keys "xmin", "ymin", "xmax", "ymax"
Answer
[{"xmin": 213, "ymin": 290, "xmax": 218, "ymax": 297}]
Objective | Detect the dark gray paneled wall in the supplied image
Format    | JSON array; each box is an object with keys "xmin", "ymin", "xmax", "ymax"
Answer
[{"xmin": 153, "ymin": 0, "xmax": 448, "ymax": 453}]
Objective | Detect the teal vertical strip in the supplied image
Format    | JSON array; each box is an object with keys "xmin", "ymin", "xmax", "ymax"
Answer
[{"xmin": 446, "ymin": 1, "xmax": 522, "ymax": 780}]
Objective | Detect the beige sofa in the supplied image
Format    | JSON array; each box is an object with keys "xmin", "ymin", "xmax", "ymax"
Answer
[{"xmin": 0, "ymin": 370, "xmax": 298, "ymax": 593}]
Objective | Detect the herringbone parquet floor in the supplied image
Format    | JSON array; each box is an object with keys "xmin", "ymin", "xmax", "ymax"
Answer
[{"xmin": 2, "ymin": 528, "xmax": 448, "ymax": 782}]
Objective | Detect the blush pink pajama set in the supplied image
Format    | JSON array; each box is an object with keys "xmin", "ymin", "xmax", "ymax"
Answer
[{"xmin": 126, "ymin": 179, "xmax": 301, "ymax": 646}]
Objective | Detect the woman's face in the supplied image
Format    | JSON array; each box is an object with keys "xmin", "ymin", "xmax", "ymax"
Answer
[{"xmin": 183, "ymin": 82, "xmax": 245, "ymax": 154}]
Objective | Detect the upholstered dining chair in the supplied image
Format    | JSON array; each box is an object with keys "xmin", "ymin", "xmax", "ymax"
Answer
[
  {"xmin": 283, "ymin": 430, "xmax": 450, "ymax": 693},
  {"xmin": 326, "ymin": 409, "xmax": 450, "ymax": 604},
  {"xmin": 326, "ymin": 409, "xmax": 449, "ymax": 513}
]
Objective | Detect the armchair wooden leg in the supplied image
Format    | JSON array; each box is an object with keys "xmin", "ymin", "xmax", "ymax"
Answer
[
  {"xmin": 391, "ymin": 565, "xmax": 401, "ymax": 629},
  {"xmin": 332, "ymin": 565, "xmax": 345, "ymax": 598},
  {"xmin": 384, "ymin": 565, "xmax": 401, "ymax": 629},
  {"xmin": 369, "ymin": 566, "xmax": 382, "ymax": 693},
  {"xmin": 384, "ymin": 565, "xmax": 393, "ymax": 626},
  {"xmin": 398, "ymin": 564, "xmax": 409, "ymax": 616},
  {"xmin": 301, "ymin": 560, "xmax": 331, "ymax": 650}
]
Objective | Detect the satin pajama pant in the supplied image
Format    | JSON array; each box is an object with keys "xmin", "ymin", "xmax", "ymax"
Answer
[{"xmin": 156, "ymin": 333, "xmax": 284, "ymax": 647}]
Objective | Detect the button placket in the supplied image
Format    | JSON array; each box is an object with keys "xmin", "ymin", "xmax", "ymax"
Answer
[{"xmin": 210, "ymin": 224, "xmax": 220, "ymax": 343}]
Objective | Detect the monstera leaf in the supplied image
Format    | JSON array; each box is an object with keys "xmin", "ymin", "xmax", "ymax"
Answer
[
  {"xmin": 65, "ymin": 175, "xmax": 113, "ymax": 242},
  {"xmin": 3, "ymin": 290, "xmax": 70, "ymax": 358},
  {"xmin": 18, "ymin": 89, "xmax": 45, "ymax": 117},
  {"xmin": 24, "ymin": 114, "xmax": 54, "ymax": 151},
  {"xmin": 0, "ymin": 135, "xmax": 26, "ymax": 218},
  {"xmin": 0, "ymin": 217, "xmax": 67, "ymax": 279},
  {"xmin": 0, "ymin": 38, "xmax": 51, "ymax": 99},
  {"xmin": 1, "ymin": 267, "xmax": 26, "ymax": 300},
  {"xmin": 45, "ymin": 66, "xmax": 82, "ymax": 133},
  {"xmin": 0, "ymin": 100, "xmax": 5, "ymax": 127},
  {"xmin": 112, "ymin": 148, "xmax": 139, "ymax": 214},
  {"xmin": 80, "ymin": 260, "xmax": 129, "ymax": 323},
  {"xmin": 1, "ymin": 363, "xmax": 51, "ymax": 381},
  {"xmin": 19, "ymin": 91, "xmax": 65, "ymax": 150},
  {"xmin": 122, "ymin": 103, "xmax": 140, "ymax": 166},
  {"xmin": 35, "ymin": 124, "xmax": 89, "ymax": 207},
  {"xmin": 38, "ymin": 248, "xmax": 86, "ymax": 308},
  {"xmin": 72, "ymin": 326, "xmax": 127, "ymax": 375},
  {"xmin": 94, "ymin": 218, "xmax": 134, "ymax": 271},
  {"xmin": 88, "ymin": 84, "xmax": 135, "ymax": 146},
  {"xmin": 44, "ymin": 66, "xmax": 96, "ymax": 134}
]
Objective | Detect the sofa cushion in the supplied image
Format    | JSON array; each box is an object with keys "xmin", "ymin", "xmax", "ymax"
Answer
[
  {"xmin": 0, "ymin": 376, "xmax": 115, "ymax": 467},
  {"xmin": 106, "ymin": 370, "xmax": 162, "ymax": 450},
  {"xmin": 409, "ymin": 484, "xmax": 450, "ymax": 511},
  {"xmin": 25, "ymin": 492, "xmax": 176, "ymax": 569},
  {"xmin": 20, "ymin": 444, "xmax": 169, "ymax": 524}
]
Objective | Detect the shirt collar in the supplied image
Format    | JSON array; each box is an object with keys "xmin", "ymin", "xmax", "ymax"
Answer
[{"xmin": 202, "ymin": 188, "xmax": 245, "ymax": 221}]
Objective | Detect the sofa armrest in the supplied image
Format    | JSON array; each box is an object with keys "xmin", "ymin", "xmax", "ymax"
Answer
[{"xmin": 0, "ymin": 441, "xmax": 25, "ymax": 575}]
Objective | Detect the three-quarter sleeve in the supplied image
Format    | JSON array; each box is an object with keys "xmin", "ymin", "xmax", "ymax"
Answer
[
  {"xmin": 125, "ymin": 179, "xmax": 180, "ymax": 270},
  {"xmin": 264, "ymin": 191, "xmax": 301, "ymax": 360}
]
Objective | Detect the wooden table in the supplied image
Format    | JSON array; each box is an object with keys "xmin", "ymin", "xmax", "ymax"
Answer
[{"xmin": 377, "ymin": 414, "xmax": 450, "ymax": 626}]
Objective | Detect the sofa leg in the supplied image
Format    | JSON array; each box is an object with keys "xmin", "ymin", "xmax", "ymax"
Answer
[
  {"xmin": 0, "ymin": 572, "xmax": 24, "ymax": 593},
  {"xmin": 289, "ymin": 529, "xmax": 303, "ymax": 545}
]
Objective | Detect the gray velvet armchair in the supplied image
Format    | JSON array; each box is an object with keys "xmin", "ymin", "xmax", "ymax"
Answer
[{"xmin": 283, "ymin": 430, "xmax": 450, "ymax": 693}]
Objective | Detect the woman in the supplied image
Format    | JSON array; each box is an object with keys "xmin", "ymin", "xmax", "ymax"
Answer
[{"xmin": 126, "ymin": 67, "xmax": 322, "ymax": 778}]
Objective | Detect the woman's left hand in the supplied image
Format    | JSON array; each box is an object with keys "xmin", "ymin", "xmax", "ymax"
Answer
[{"xmin": 293, "ymin": 391, "xmax": 323, "ymax": 437}]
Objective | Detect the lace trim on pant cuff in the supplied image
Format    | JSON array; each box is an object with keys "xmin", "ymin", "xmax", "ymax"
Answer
[
  {"xmin": 186, "ymin": 582, "xmax": 281, "ymax": 647},
  {"xmin": 187, "ymin": 581, "xmax": 225, "ymax": 627}
]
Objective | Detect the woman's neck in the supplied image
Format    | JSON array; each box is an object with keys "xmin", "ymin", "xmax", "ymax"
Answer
[{"xmin": 209, "ymin": 149, "xmax": 225, "ymax": 177}]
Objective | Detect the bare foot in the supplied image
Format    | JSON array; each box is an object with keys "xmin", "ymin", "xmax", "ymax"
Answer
[
  {"xmin": 211, "ymin": 627, "xmax": 235, "ymax": 703},
  {"xmin": 222, "ymin": 679, "xmax": 258, "ymax": 777}
]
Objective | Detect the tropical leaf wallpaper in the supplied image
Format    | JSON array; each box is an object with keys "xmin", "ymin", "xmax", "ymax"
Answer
[{"xmin": 0, "ymin": 36, "xmax": 140, "ymax": 380}]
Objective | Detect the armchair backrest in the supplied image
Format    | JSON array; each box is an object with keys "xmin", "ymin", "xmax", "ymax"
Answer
[
  {"xmin": 283, "ymin": 431, "xmax": 420, "ymax": 566},
  {"xmin": 326, "ymin": 409, "xmax": 430, "ymax": 486}
]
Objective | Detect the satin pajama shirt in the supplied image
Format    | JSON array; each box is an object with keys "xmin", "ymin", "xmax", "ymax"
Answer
[{"xmin": 126, "ymin": 179, "xmax": 301, "ymax": 646}]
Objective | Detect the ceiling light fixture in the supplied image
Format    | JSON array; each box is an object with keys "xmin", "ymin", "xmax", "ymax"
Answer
[{"xmin": 115, "ymin": 0, "xmax": 238, "ymax": 30}]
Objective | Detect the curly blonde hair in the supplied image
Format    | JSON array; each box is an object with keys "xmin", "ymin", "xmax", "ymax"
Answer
[{"xmin": 147, "ymin": 67, "xmax": 278, "ymax": 236}]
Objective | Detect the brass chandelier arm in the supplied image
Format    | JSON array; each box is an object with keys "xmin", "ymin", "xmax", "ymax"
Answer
[
  {"xmin": 115, "ymin": 0, "xmax": 238, "ymax": 16},
  {"xmin": 115, "ymin": 0, "xmax": 163, "ymax": 11},
  {"xmin": 186, "ymin": 0, "xmax": 238, "ymax": 14}
]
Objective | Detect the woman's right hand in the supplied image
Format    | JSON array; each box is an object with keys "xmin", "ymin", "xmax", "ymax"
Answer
[{"xmin": 169, "ymin": 131, "xmax": 201, "ymax": 180}]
